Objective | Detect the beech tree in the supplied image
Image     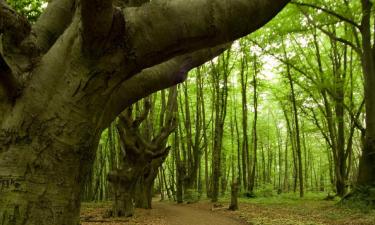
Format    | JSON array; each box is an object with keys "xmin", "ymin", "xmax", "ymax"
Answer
[
  {"xmin": 108, "ymin": 88, "xmax": 176, "ymax": 217},
  {"xmin": 0, "ymin": 0, "xmax": 289, "ymax": 224}
]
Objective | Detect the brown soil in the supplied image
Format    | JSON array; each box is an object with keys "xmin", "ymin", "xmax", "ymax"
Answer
[
  {"xmin": 81, "ymin": 199, "xmax": 375, "ymax": 225},
  {"xmin": 80, "ymin": 201, "xmax": 246, "ymax": 225}
]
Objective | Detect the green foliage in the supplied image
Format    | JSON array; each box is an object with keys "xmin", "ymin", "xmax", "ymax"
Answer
[
  {"xmin": 184, "ymin": 189, "xmax": 200, "ymax": 204},
  {"xmin": 236, "ymin": 193, "xmax": 375, "ymax": 225},
  {"xmin": 6, "ymin": 0, "xmax": 46, "ymax": 21},
  {"xmin": 82, "ymin": 0, "xmax": 371, "ymax": 207},
  {"xmin": 255, "ymin": 184, "xmax": 276, "ymax": 198}
]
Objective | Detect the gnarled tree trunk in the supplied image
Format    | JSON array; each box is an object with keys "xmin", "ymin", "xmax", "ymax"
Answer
[
  {"xmin": 135, "ymin": 156, "xmax": 167, "ymax": 209},
  {"xmin": 109, "ymin": 87, "xmax": 177, "ymax": 215},
  {"xmin": 108, "ymin": 169, "xmax": 139, "ymax": 217}
]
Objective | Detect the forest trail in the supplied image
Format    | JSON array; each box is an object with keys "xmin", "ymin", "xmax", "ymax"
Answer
[
  {"xmin": 152, "ymin": 202, "xmax": 245, "ymax": 225},
  {"xmin": 81, "ymin": 198, "xmax": 375, "ymax": 225},
  {"xmin": 80, "ymin": 201, "xmax": 246, "ymax": 225}
]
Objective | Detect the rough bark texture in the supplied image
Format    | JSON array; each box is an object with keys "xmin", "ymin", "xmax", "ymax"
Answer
[
  {"xmin": 135, "ymin": 155, "xmax": 167, "ymax": 209},
  {"xmin": 108, "ymin": 169, "xmax": 138, "ymax": 217},
  {"xmin": 357, "ymin": 0, "xmax": 375, "ymax": 188},
  {"xmin": 108, "ymin": 86, "xmax": 178, "ymax": 216},
  {"xmin": 0, "ymin": 0, "xmax": 289, "ymax": 224},
  {"xmin": 340, "ymin": 0, "xmax": 375, "ymax": 205},
  {"xmin": 229, "ymin": 181, "xmax": 239, "ymax": 211}
]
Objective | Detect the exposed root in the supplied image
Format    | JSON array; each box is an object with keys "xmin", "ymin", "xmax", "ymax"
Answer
[{"xmin": 340, "ymin": 186, "xmax": 375, "ymax": 210}]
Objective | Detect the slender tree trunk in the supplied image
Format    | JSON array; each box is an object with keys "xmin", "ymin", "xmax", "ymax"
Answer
[
  {"xmin": 175, "ymin": 129, "xmax": 184, "ymax": 204},
  {"xmin": 284, "ymin": 133, "xmax": 289, "ymax": 192},
  {"xmin": 211, "ymin": 51, "xmax": 230, "ymax": 203},
  {"xmin": 286, "ymin": 63, "xmax": 304, "ymax": 198},
  {"xmin": 240, "ymin": 55, "xmax": 249, "ymax": 191},
  {"xmin": 248, "ymin": 55, "xmax": 258, "ymax": 193}
]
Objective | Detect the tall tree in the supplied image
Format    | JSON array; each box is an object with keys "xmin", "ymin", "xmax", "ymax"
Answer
[
  {"xmin": 240, "ymin": 48, "xmax": 250, "ymax": 191},
  {"xmin": 295, "ymin": 0, "xmax": 375, "ymax": 200},
  {"xmin": 210, "ymin": 50, "xmax": 232, "ymax": 202},
  {"xmin": 108, "ymin": 86, "xmax": 178, "ymax": 216},
  {"xmin": 248, "ymin": 54, "xmax": 259, "ymax": 194}
]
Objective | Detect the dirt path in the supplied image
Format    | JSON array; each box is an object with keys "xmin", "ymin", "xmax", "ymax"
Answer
[
  {"xmin": 152, "ymin": 202, "xmax": 245, "ymax": 225},
  {"xmin": 81, "ymin": 198, "xmax": 375, "ymax": 225},
  {"xmin": 81, "ymin": 201, "xmax": 246, "ymax": 225}
]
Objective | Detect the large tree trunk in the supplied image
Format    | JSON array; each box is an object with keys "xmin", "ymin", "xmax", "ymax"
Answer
[
  {"xmin": 109, "ymin": 178, "xmax": 135, "ymax": 217},
  {"xmin": 134, "ymin": 177, "xmax": 154, "ymax": 209},
  {"xmin": 109, "ymin": 87, "xmax": 177, "ymax": 215},
  {"xmin": 0, "ymin": 105, "xmax": 99, "ymax": 225},
  {"xmin": 357, "ymin": 0, "xmax": 375, "ymax": 188},
  {"xmin": 340, "ymin": 0, "xmax": 375, "ymax": 205},
  {"xmin": 107, "ymin": 162, "xmax": 146, "ymax": 217},
  {"xmin": 135, "ymin": 156, "xmax": 166, "ymax": 209}
]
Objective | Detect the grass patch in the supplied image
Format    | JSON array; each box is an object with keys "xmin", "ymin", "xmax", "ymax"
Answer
[{"xmin": 227, "ymin": 192, "xmax": 375, "ymax": 225}]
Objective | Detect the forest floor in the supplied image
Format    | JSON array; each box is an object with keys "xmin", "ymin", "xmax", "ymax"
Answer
[{"xmin": 80, "ymin": 194, "xmax": 375, "ymax": 225}]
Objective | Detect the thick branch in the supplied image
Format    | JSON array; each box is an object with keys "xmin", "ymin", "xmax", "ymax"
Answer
[
  {"xmin": 32, "ymin": 0, "xmax": 76, "ymax": 53},
  {"xmin": 81, "ymin": 0, "xmax": 116, "ymax": 55},
  {"xmin": 132, "ymin": 98, "xmax": 151, "ymax": 127},
  {"xmin": 123, "ymin": 0, "xmax": 290, "ymax": 71},
  {"xmin": 147, "ymin": 146, "xmax": 171, "ymax": 160},
  {"xmin": 102, "ymin": 44, "xmax": 229, "ymax": 126},
  {"xmin": 153, "ymin": 87, "xmax": 178, "ymax": 146}
]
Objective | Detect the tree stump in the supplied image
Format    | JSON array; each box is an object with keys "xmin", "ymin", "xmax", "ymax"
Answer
[{"xmin": 229, "ymin": 181, "xmax": 239, "ymax": 211}]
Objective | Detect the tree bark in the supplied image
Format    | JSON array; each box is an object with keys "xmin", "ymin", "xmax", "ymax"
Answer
[
  {"xmin": 211, "ymin": 51, "xmax": 231, "ymax": 202},
  {"xmin": 357, "ymin": 0, "xmax": 375, "ymax": 188},
  {"xmin": 135, "ymin": 155, "xmax": 168, "ymax": 209},
  {"xmin": 108, "ymin": 169, "xmax": 138, "ymax": 217},
  {"xmin": 108, "ymin": 86, "xmax": 177, "ymax": 216},
  {"xmin": 229, "ymin": 180, "xmax": 239, "ymax": 211}
]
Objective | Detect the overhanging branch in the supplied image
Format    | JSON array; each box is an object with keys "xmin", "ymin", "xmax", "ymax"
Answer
[
  {"xmin": 101, "ymin": 44, "xmax": 230, "ymax": 126},
  {"xmin": 123, "ymin": 0, "xmax": 290, "ymax": 71}
]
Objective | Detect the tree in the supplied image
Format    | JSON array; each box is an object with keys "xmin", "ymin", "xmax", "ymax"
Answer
[
  {"xmin": 210, "ymin": 50, "xmax": 232, "ymax": 202},
  {"xmin": 285, "ymin": 58, "xmax": 304, "ymax": 197},
  {"xmin": 248, "ymin": 54, "xmax": 259, "ymax": 194},
  {"xmin": 107, "ymin": 89, "xmax": 177, "ymax": 217},
  {"xmin": 294, "ymin": 0, "xmax": 375, "ymax": 200},
  {"xmin": 0, "ymin": 0, "xmax": 290, "ymax": 224}
]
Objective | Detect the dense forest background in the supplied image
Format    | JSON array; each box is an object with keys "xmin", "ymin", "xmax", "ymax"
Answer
[{"xmin": 75, "ymin": 0, "xmax": 370, "ymax": 204}]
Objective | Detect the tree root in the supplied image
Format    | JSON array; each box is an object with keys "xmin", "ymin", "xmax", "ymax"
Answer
[{"xmin": 339, "ymin": 186, "xmax": 375, "ymax": 210}]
